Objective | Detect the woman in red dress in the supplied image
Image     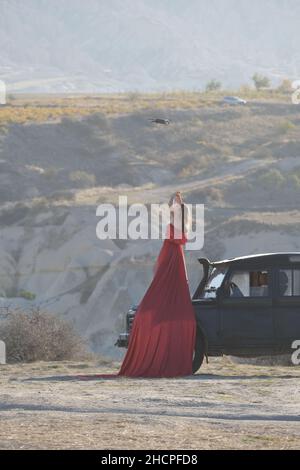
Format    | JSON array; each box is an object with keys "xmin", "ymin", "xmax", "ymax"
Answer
[
  {"xmin": 84, "ymin": 192, "xmax": 196, "ymax": 380},
  {"xmin": 116, "ymin": 191, "xmax": 196, "ymax": 378}
]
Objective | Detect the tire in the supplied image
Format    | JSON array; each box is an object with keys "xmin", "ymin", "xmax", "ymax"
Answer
[{"xmin": 192, "ymin": 328, "xmax": 206, "ymax": 374}]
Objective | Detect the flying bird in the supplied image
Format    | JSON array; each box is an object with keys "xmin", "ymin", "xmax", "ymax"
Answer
[{"xmin": 149, "ymin": 118, "xmax": 171, "ymax": 125}]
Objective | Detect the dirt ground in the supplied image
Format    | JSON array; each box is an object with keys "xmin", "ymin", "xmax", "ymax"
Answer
[{"xmin": 0, "ymin": 357, "xmax": 299, "ymax": 450}]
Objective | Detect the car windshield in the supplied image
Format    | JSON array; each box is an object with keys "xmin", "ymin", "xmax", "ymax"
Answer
[{"xmin": 201, "ymin": 266, "xmax": 227, "ymax": 298}]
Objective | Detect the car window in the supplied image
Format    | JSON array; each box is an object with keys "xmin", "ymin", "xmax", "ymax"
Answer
[
  {"xmin": 201, "ymin": 266, "xmax": 227, "ymax": 298},
  {"xmin": 279, "ymin": 269, "xmax": 300, "ymax": 296},
  {"xmin": 226, "ymin": 270, "xmax": 269, "ymax": 298}
]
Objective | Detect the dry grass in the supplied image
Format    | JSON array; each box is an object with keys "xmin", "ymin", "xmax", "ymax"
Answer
[
  {"xmin": 0, "ymin": 89, "xmax": 294, "ymax": 125},
  {"xmin": 0, "ymin": 357, "xmax": 299, "ymax": 449},
  {"xmin": 1, "ymin": 92, "xmax": 299, "ymax": 209}
]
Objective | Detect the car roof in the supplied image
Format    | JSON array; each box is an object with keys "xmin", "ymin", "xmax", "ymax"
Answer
[{"xmin": 210, "ymin": 252, "xmax": 300, "ymax": 267}]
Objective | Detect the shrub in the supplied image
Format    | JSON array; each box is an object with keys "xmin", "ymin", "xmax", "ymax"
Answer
[
  {"xmin": 49, "ymin": 190, "xmax": 75, "ymax": 202},
  {"xmin": 43, "ymin": 167, "xmax": 59, "ymax": 179},
  {"xmin": 128, "ymin": 91, "xmax": 140, "ymax": 101},
  {"xmin": 278, "ymin": 120, "xmax": 296, "ymax": 134},
  {"xmin": 0, "ymin": 123, "xmax": 8, "ymax": 135},
  {"xmin": 288, "ymin": 174, "xmax": 300, "ymax": 190},
  {"xmin": 277, "ymin": 79, "xmax": 293, "ymax": 94},
  {"xmin": 205, "ymin": 79, "xmax": 222, "ymax": 92},
  {"xmin": 252, "ymin": 147, "xmax": 272, "ymax": 160},
  {"xmin": 69, "ymin": 170, "xmax": 96, "ymax": 187},
  {"xmin": 206, "ymin": 187, "xmax": 224, "ymax": 204},
  {"xmin": 0, "ymin": 308, "xmax": 87, "ymax": 363},
  {"xmin": 258, "ymin": 169, "xmax": 285, "ymax": 189},
  {"xmin": 191, "ymin": 187, "xmax": 224, "ymax": 204},
  {"xmin": 252, "ymin": 73, "xmax": 270, "ymax": 90},
  {"xmin": 18, "ymin": 290, "xmax": 36, "ymax": 300}
]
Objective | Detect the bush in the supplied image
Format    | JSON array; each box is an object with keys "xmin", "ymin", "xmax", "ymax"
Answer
[
  {"xmin": 258, "ymin": 169, "xmax": 285, "ymax": 189},
  {"xmin": 69, "ymin": 170, "xmax": 96, "ymax": 187},
  {"xmin": 288, "ymin": 174, "xmax": 300, "ymax": 190},
  {"xmin": 252, "ymin": 73, "xmax": 270, "ymax": 90},
  {"xmin": 277, "ymin": 79, "xmax": 293, "ymax": 94},
  {"xmin": 252, "ymin": 147, "xmax": 272, "ymax": 160},
  {"xmin": 0, "ymin": 308, "xmax": 87, "ymax": 363},
  {"xmin": 128, "ymin": 91, "xmax": 140, "ymax": 101},
  {"xmin": 18, "ymin": 289, "xmax": 36, "ymax": 300},
  {"xmin": 278, "ymin": 120, "xmax": 296, "ymax": 134},
  {"xmin": 0, "ymin": 123, "xmax": 8, "ymax": 135},
  {"xmin": 205, "ymin": 79, "xmax": 222, "ymax": 92},
  {"xmin": 43, "ymin": 167, "xmax": 59, "ymax": 179},
  {"xmin": 206, "ymin": 187, "xmax": 224, "ymax": 204}
]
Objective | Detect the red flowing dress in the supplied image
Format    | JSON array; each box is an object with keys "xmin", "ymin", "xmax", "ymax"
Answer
[{"xmin": 81, "ymin": 223, "xmax": 196, "ymax": 379}]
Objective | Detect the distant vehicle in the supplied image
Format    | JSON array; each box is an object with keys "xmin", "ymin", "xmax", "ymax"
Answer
[
  {"xmin": 222, "ymin": 96, "xmax": 247, "ymax": 105},
  {"xmin": 116, "ymin": 253, "xmax": 300, "ymax": 373},
  {"xmin": 149, "ymin": 118, "xmax": 170, "ymax": 125}
]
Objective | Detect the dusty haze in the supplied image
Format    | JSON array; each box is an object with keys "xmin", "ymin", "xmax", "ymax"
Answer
[{"xmin": 0, "ymin": 0, "xmax": 300, "ymax": 92}]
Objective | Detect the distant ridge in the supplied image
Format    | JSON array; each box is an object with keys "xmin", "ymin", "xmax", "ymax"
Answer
[{"xmin": 0, "ymin": 0, "xmax": 300, "ymax": 93}]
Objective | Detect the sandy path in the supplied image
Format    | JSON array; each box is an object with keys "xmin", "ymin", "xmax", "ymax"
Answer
[
  {"xmin": 0, "ymin": 156, "xmax": 270, "ymax": 211},
  {"xmin": 74, "ymin": 157, "xmax": 272, "ymax": 205},
  {"xmin": 0, "ymin": 357, "xmax": 299, "ymax": 450}
]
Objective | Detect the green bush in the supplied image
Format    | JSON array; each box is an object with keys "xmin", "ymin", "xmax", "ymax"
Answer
[
  {"xmin": 252, "ymin": 73, "xmax": 270, "ymax": 90},
  {"xmin": 258, "ymin": 169, "xmax": 285, "ymax": 189},
  {"xmin": 205, "ymin": 79, "xmax": 222, "ymax": 92},
  {"xmin": 18, "ymin": 290, "xmax": 36, "ymax": 300}
]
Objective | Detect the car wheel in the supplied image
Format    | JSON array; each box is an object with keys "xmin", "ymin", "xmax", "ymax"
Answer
[{"xmin": 192, "ymin": 327, "xmax": 206, "ymax": 374}]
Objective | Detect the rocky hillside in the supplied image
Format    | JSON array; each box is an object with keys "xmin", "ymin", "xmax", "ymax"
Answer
[{"xmin": 0, "ymin": 96, "xmax": 300, "ymax": 357}]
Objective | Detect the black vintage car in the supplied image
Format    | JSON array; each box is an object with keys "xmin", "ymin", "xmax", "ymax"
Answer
[{"xmin": 116, "ymin": 252, "xmax": 300, "ymax": 373}]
